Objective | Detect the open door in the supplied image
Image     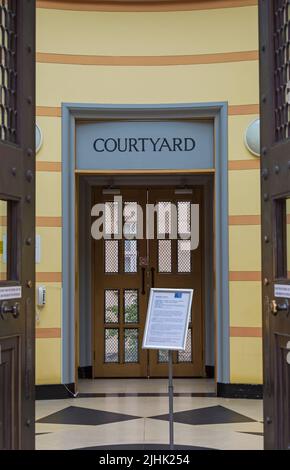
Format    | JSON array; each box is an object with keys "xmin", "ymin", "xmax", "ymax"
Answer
[
  {"xmin": 0, "ymin": 1, "xmax": 35, "ymax": 450},
  {"xmin": 259, "ymin": 0, "xmax": 290, "ymax": 449}
]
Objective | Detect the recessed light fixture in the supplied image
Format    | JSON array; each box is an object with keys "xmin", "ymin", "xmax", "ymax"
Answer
[
  {"xmin": 244, "ymin": 118, "xmax": 260, "ymax": 157},
  {"xmin": 36, "ymin": 123, "xmax": 43, "ymax": 154}
]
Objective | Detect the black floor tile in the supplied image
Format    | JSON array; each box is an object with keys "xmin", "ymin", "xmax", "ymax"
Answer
[
  {"xmin": 150, "ymin": 405, "xmax": 256, "ymax": 426},
  {"xmin": 37, "ymin": 406, "xmax": 140, "ymax": 426}
]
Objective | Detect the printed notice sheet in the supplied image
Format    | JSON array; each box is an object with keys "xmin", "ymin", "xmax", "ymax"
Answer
[{"xmin": 142, "ymin": 288, "xmax": 193, "ymax": 351}]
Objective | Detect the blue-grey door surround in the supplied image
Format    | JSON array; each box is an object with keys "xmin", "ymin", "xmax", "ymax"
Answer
[{"xmin": 62, "ymin": 102, "xmax": 229, "ymax": 388}]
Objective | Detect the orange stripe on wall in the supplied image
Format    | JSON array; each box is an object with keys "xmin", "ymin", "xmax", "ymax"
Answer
[
  {"xmin": 36, "ymin": 217, "xmax": 62, "ymax": 227},
  {"xmin": 3, "ymin": 215, "xmax": 262, "ymax": 227},
  {"xmin": 229, "ymin": 271, "xmax": 261, "ymax": 281},
  {"xmin": 0, "ymin": 216, "xmax": 61, "ymax": 227},
  {"xmin": 36, "ymin": 272, "xmax": 62, "ymax": 282},
  {"xmin": 230, "ymin": 326, "xmax": 262, "ymax": 337},
  {"xmin": 229, "ymin": 215, "xmax": 261, "ymax": 225},
  {"xmin": 228, "ymin": 160, "xmax": 260, "ymax": 170},
  {"xmin": 36, "ymin": 161, "xmax": 62, "ymax": 172},
  {"xmin": 228, "ymin": 104, "xmax": 259, "ymax": 115},
  {"xmin": 36, "ymin": 0, "xmax": 257, "ymax": 13},
  {"xmin": 36, "ymin": 50, "xmax": 258, "ymax": 67},
  {"xmin": 36, "ymin": 328, "xmax": 61, "ymax": 338},
  {"xmin": 37, "ymin": 104, "xmax": 259, "ymax": 118},
  {"xmin": 36, "ymin": 106, "xmax": 62, "ymax": 117}
]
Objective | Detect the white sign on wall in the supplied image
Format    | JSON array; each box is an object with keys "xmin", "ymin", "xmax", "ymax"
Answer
[
  {"xmin": 274, "ymin": 283, "xmax": 290, "ymax": 299},
  {"xmin": 0, "ymin": 286, "xmax": 22, "ymax": 301},
  {"xmin": 142, "ymin": 288, "xmax": 193, "ymax": 351}
]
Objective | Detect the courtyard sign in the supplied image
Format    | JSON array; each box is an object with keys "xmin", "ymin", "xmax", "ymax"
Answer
[
  {"xmin": 76, "ymin": 120, "xmax": 214, "ymax": 170},
  {"xmin": 93, "ymin": 136, "xmax": 196, "ymax": 153}
]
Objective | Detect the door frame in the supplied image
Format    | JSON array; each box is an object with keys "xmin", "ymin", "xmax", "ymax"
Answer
[{"xmin": 61, "ymin": 102, "xmax": 229, "ymax": 390}]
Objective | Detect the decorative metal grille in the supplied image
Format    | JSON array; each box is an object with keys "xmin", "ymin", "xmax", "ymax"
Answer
[
  {"xmin": 158, "ymin": 202, "xmax": 172, "ymax": 235},
  {"xmin": 124, "ymin": 289, "xmax": 138, "ymax": 323},
  {"xmin": 273, "ymin": 1, "xmax": 290, "ymax": 140},
  {"xmin": 178, "ymin": 240, "xmax": 192, "ymax": 273},
  {"xmin": 178, "ymin": 328, "xmax": 192, "ymax": 363},
  {"xmin": 124, "ymin": 201, "xmax": 138, "ymax": 237},
  {"xmin": 104, "ymin": 240, "xmax": 119, "ymax": 273},
  {"xmin": 158, "ymin": 349, "xmax": 169, "ymax": 363},
  {"xmin": 104, "ymin": 289, "xmax": 119, "ymax": 323},
  {"xmin": 124, "ymin": 239, "xmax": 137, "ymax": 273},
  {"xmin": 158, "ymin": 239, "xmax": 172, "ymax": 273},
  {"xmin": 124, "ymin": 328, "xmax": 138, "ymax": 363},
  {"xmin": 178, "ymin": 201, "xmax": 191, "ymax": 236},
  {"xmin": 104, "ymin": 328, "xmax": 119, "ymax": 363},
  {"xmin": 104, "ymin": 202, "xmax": 119, "ymax": 236},
  {"xmin": 0, "ymin": 0, "xmax": 17, "ymax": 143}
]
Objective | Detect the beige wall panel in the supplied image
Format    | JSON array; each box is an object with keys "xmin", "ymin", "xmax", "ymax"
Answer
[
  {"xmin": 229, "ymin": 169, "xmax": 260, "ymax": 215},
  {"xmin": 230, "ymin": 337, "xmax": 262, "ymax": 384},
  {"xmin": 36, "ymin": 7, "xmax": 258, "ymax": 57},
  {"xmin": 36, "ymin": 338, "xmax": 61, "ymax": 384},
  {"xmin": 36, "ymin": 172, "xmax": 61, "ymax": 216},
  {"xmin": 36, "ymin": 61, "xmax": 259, "ymax": 107},
  {"xmin": 229, "ymin": 281, "xmax": 262, "ymax": 327},
  {"xmin": 36, "ymin": 227, "xmax": 62, "ymax": 272},
  {"xmin": 229, "ymin": 225, "xmax": 261, "ymax": 271}
]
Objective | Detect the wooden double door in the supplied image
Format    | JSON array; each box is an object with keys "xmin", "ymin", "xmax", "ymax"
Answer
[{"xmin": 93, "ymin": 186, "xmax": 203, "ymax": 378}]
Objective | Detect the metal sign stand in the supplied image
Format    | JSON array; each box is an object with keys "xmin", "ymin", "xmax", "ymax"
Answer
[{"xmin": 168, "ymin": 349, "xmax": 174, "ymax": 450}]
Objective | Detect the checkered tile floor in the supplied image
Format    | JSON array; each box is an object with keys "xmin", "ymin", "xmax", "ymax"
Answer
[{"xmin": 36, "ymin": 379, "xmax": 263, "ymax": 450}]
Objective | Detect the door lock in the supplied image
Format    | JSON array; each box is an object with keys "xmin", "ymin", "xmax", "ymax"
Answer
[
  {"xmin": 270, "ymin": 298, "xmax": 289, "ymax": 316},
  {"xmin": 0, "ymin": 301, "xmax": 20, "ymax": 320}
]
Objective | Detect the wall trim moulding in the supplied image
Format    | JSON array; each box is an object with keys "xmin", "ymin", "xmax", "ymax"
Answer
[{"xmin": 61, "ymin": 101, "xmax": 229, "ymax": 386}]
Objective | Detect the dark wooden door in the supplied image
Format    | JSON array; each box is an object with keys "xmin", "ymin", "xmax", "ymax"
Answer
[
  {"xmin": 259, "ymin": 0, "xmax": 290, "ymax": 449},
  {"xmin": 93, "ymin": 188, "xmax": 148, "ymax": 377},
  {"xmin": 0, "ymin": 1, "xmax": 35, "ymax": 450},
  {"xmin": 148, "ymin": 187, "xmax": 203, "ymax": 377},
  {"xmin": 93, "ymin": 186, "xmax": 204, "ymax": 378}
]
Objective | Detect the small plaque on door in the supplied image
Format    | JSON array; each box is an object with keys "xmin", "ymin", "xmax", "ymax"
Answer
[
  {"xmin": 0, "ymin": 286, "xmax": 22, "ymax": 301},
  {"xmin": 274, "ymin": 284, "xmax": 290, "ymax": 299}
]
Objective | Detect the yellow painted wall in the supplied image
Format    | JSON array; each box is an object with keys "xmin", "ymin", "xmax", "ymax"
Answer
[
  {"xmin": 35, "ymin": 1, "xmax": 261, "ymax": 385},
  {"xmin": 36, "ymin": 338, "xmax": 62, "ymax": 385},
  {"xmin": 36, "ymin": 7, "xmax": 258, "ymax": 56}
]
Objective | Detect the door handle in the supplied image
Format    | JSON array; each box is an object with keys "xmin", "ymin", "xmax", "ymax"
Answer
[
  {"xmin": 0, "ymin": 301, "xmax": 20, "ymax": 320},
  {"xmin": 151, "ymin": 267, "xmax": 155, "ymax": 288},
  {"xmin": 141, "ymin": 267, "xmax": 146, "ymax": 295},
  {"xmin": 270, "ymin": 298, "xmax": 289, "ymax": 316}
]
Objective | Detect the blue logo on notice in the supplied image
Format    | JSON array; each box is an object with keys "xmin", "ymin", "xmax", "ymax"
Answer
[{"xmin": 175, "ymin": 292, "xmax": 182, "ymax": 298}]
